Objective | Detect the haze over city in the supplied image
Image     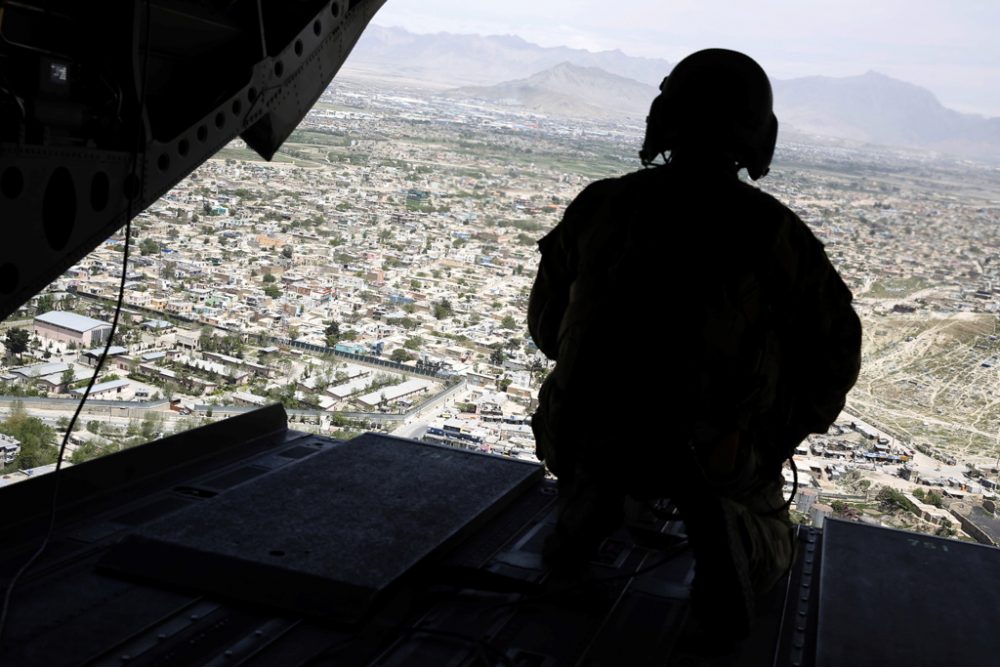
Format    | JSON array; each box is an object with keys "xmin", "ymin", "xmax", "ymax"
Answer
[{"xmin": 372, "ymin": 0, "xmax": 1000, "ymax": 117}]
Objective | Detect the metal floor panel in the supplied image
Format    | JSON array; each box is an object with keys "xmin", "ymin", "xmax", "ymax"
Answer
[
  {"xmin": 817, "ymin": 518, "xmax": 1000, "ymax": 667},
  {"xmin": 101, "ymin": 433, "xmax": 543, "ymax": 621}
]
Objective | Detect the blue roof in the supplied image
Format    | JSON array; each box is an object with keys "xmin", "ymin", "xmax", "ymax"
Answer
[{"xmin": 35, "ymin": 311, "xmax": 110, "ymax": 333}]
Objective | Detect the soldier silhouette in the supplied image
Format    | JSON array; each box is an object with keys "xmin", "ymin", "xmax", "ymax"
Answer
[{"xmin": 528, "ymin": 49, "xmax": 861, "ymax": 637}]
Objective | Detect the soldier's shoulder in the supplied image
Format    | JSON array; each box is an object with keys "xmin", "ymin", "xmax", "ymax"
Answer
[
  {"xmin": 539, "ymin": 177, "xmax": 623, "ymax": 252},
  {"xmin": 572, "ymin": 174, "xmax": 634, "ymax": 204},
  {"xmin": 735, "ymin": 181, "xmax": 820, "ymax": 244},
  {"xmin": 734, "ymin": 180, "xmax": 794, "ymax": 214}
]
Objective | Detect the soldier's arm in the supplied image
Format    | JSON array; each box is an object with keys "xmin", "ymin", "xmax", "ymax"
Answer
[
  {"xmin": 527, "ymin": 181, "xmax": 610, "ymax": 360},
  {"xmin": 776, "ymin": 215, "xmax": 862, "ymax": 446},
  {"xmin": 527, "ymin": 231, "xmax": 569, "ymax": 359}
]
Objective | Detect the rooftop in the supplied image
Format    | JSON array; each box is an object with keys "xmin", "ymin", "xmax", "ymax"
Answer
[
  {"xmin": 10, "ymin": 362, "xmax": 71, "ymax": 378},
  {"xmin": 35, "ymin": 310, "xmax": 111, "ymax": 333},
  {"xmin": 357, "ymin": 379, "xmax": 431, "ymax": 406},
  {"xmin": 83, "ymin": 346, "xmax": 128, "ymax": 357},
  {"xmin": 72, "ymin": 379, "xmax": 130, "ymax": 395}
]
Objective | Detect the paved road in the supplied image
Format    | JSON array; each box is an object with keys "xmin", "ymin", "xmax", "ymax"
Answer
[{"xmin": 392, "ymin": 421, "xmax": 429, "ymax": 440}]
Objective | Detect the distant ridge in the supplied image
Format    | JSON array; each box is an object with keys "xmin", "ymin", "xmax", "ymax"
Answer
[
  {"xmin": 348, "ymin": 26, "xmax": 1000, "ymax": 162},
  {"xmin": 447, "ymin": 62, "xmax": 658, "ymax": 120},
  {"xmin": 348, "ymin": 25, "xmax": 670, "ymax": 87},
  {"xmin": 774, "ymin": 72, "xmax": 1000, "ymax": 161}
]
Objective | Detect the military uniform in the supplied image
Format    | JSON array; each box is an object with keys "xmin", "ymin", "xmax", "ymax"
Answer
[{"xmin": 528, "ymin": 163, "xmax": 861, "ymax": 631}]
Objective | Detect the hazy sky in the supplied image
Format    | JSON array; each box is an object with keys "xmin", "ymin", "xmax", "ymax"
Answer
[{"xmin": 372, "ymin": 0, "xmax": 1000, "ymax": 117}]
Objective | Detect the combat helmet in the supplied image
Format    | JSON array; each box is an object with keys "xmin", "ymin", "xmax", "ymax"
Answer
[{"xmin": 640, "ymin": 49, "xmax": 778, "ymax": 180}]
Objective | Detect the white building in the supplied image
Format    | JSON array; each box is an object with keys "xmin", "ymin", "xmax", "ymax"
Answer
[{"xmin": 33, "ymin": 311, "xmax": 112, "ymax": 346}]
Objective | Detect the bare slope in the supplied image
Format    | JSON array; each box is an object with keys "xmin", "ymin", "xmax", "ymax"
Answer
[{"xmin": 446, "ymin": 62, "xmax": 657, "ymax": 120}]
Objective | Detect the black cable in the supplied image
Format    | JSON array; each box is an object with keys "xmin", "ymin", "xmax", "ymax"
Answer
[
  {"xmin": 765, "ymin": 454, "xmax": 798, "ymax": 517},
  {"xmin": 0, "ymin": 214, "xmax": 133, "ymax": 646},
  {"xmin": 0, "ymin": 0, "xmax": 150, "ymax": 644}
]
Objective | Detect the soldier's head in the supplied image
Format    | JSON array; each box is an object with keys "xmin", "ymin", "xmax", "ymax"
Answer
[{"xmin": 640, "ymin": 49, "xmax": 778, "ymax": 180}]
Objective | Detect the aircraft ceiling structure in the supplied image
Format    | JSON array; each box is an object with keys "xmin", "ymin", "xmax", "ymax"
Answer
[{"xmin": 0, "ymin": 0, "xmax": 387, "ymax": 321}]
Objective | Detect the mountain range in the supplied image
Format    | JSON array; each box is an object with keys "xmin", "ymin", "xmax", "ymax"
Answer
[
  {"xmin": 347, "ymin": 25, "xmax": 669, "ymax": 87},
  {"xmin": 347, "ymin": 25, "xmax": 1000, "ymax": 161}
]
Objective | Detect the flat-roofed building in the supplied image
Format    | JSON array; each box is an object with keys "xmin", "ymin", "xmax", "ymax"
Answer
[
  {"xmin": 72, "ymin": 379, "xmax": 129, "ymax": 399},
  {"xmin": 9, "ymin": 361, "xmax": 73, "ymax": 390},
  {"xmin": 33, "ymin": 311, "xmax": 112, "ymax": 346},
  {"xmin": 81, "ymin": 345, "xmax": 128, "ymax": 367},
  {"xmin": 328, "ymin": 376, "xmax": 374, "ymax": 400},
  {"xmin": 357, "ymin": 379, "xmax": 431, "ymax": 408}
]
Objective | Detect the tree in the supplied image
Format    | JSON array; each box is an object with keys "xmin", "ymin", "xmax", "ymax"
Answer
[
  {"xmin": 139, "ymin": 238, "xmax": 160, "ymax": 255},
  {"xmin": 60, "ymin": 368, "xmax": 75, "ymax": 391},
  {"xmin": 263, "ymin": 282, "xmax": 281, "ymax": 298},
  {"xmin": 262, "ymin": 272, "xmax": 276, "ymax": 283},
  {"xmin": 5, "ymin": 328, "xmax": 29, "ymax": 359},
  {"xmin": 391, "ymin": 349, "xmax": 414, "ymax": 363},
  {"xmin": 324, "ymin": 321, "xmax": 341, "ymax": 347},
  {"xmin": 500, "ymin": 314, "xmax": 518, "ymax": 330},
  {"xmin": 876, "ymin": 486, "xmax": 917, "ymax": 514},
  {"xmin": 198, "ymin": 326, "xmax": 215, "ymax": 351},
  {"xmin": 433, "ymin": 299, "xmax": 453, "ymax": 320},
  {"xmin": 404, "ymin": 336, "xmax": 423, "ymax": 351},
  {"xmin": 490, "ymin": 347, "xmax": 505, "ymax": 367},
  {"xmin": 70, "ymin": 440, "xmax": 105, "ymax": 464},
  {"xmin": 281, "ymin": 246, "xmax": 293, "ymax": 259},
  {"xmin": 35, "ymin": 293, "xmax": 54, "ymax": 314},
  {"xmin": 140, "ymin": 412, "xmax": 164, "ymax": 440}
]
